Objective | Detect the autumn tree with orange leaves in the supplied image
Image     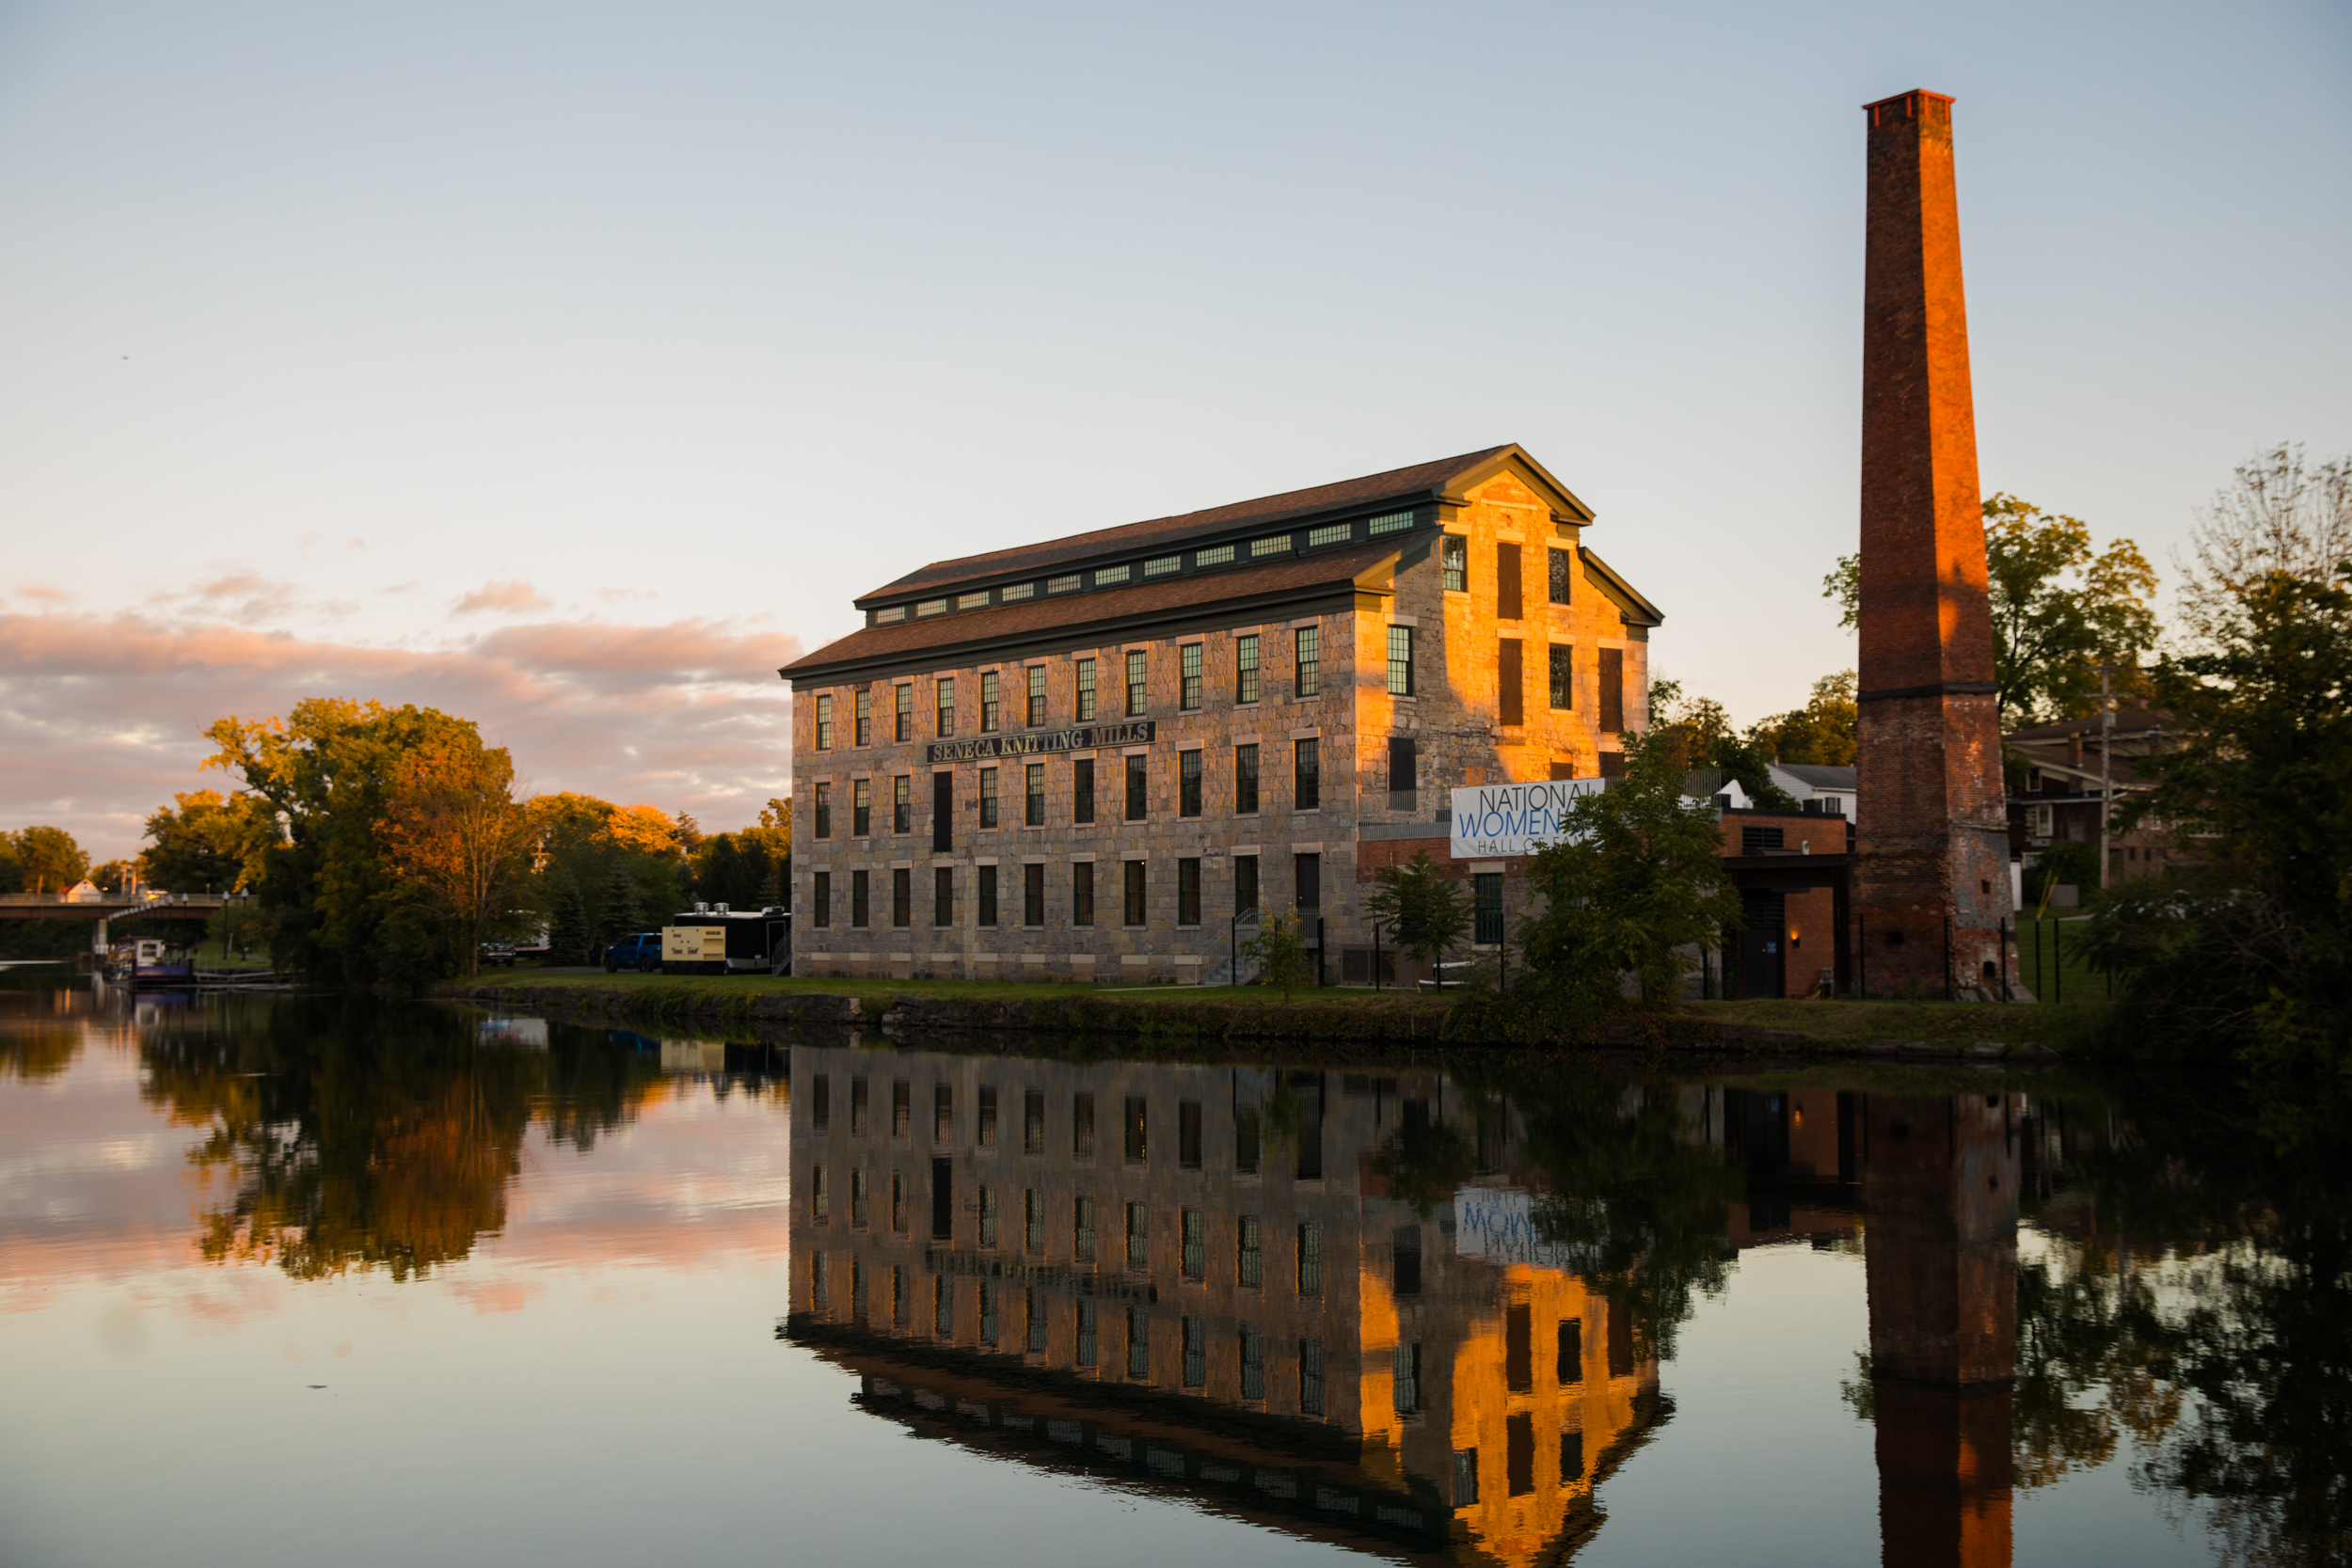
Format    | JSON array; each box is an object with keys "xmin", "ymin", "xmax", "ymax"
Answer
[{"xmin": 376, "ymin": 727, "xmax": 537, "ymax": 977}]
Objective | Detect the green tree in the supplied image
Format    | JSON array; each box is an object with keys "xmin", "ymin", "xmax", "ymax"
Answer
[
  {"xmin": 1363, "ymin": 849, "xmax": 1470, "ymax": 987},
  {"xmin": 2088, "ymin": 446, "xmax": 2352, "ymax": 1095},
  {"xmin": 141, "ymin": 789, "xmax": 258, "ymax": 893},
  {"xmin": 375, "ymin": 724, "xmax": 535, "ymax": 977},
  {"xmin": 1517, "ymin": 731, "xmax": 1743, "ymax": 1008},
  {"xmin": 1242, "ymin": 910, "xmax": 1314, "ymax": 1001},
  {"xmin": 1746, "ymin": 671, "xmax": 1858, "ymax": 767},
  {"xmin": 7, "ymin": 826, "xmax": 89, "ymax": 894},
  {"xmin": 1823, "ymin": 494, "xmax": 2160, "ymax": 727}
]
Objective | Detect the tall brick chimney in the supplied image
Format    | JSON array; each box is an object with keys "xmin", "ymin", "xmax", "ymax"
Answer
[{"xmin": 1853, "ymin": 89, "xmax": 2015, "ymax": 999}]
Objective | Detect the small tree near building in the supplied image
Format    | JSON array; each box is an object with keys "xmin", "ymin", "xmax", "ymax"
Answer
[
  {"xmin": 1364, "ymin": 849, "xmax": 1471, "ymax": 988},
  {"xmin": 1242, "ymin": 911, "xmax": 1314, "ymax": 1002}
]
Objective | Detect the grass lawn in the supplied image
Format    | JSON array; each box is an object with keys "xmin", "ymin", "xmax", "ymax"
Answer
[
  {"xmin": 2012, "ymin": 911, "xmax": 2113, "ymax": 1006},
  {"xmin": 1684, "ymin": 993, "xmax": 2107, "ymax": 1050}
]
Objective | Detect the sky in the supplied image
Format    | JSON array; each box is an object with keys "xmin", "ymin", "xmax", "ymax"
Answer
[{"xmin": 3, "ymin": 0, "xmax": 2346, "ymax": 861}]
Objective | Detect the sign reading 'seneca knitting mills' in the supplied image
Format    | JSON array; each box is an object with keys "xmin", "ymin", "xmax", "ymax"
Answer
[
  {"xmin": 1450, "ymin": 780, "xmax": 1605, "ymax": 859},
  {"xmin": 927, "ymin": 721, "xmax": 1154, "ymax": 765}
]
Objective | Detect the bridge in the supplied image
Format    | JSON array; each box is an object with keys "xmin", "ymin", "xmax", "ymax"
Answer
[{"xmin": 0, "ymin": 893, "xmax": 243, "ymax": 954}]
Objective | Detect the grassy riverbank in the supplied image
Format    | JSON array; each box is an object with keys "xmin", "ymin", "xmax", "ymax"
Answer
[{"xmin": 447, "ymin": 972, "xmax": 2104, "ymax": 1058}]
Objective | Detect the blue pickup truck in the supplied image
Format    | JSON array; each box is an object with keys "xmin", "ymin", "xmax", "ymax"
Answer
[{"xmin": 602, "ymin": 933, "xmax": 662, "ymax": 974}]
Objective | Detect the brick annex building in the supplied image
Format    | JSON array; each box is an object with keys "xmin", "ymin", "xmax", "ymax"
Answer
[{"xmin": 780, "ymin": 446, "xmax": 1662, "ymax": 981}]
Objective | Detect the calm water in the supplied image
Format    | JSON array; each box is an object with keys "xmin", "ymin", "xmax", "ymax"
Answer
[{"xmin": 1, "ymin": 976, "xmax": 2344, "ymax": 1567}]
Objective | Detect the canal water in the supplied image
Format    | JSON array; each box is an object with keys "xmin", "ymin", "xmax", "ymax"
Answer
[{"xmin": 1, "ymin": 976, "xmax": 2342, "ymax": 1567}]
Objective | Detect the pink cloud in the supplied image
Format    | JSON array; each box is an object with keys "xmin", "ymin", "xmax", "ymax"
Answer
[
  {"xmin": 453, "ymin": 578, "xmax": 554, "ymax": 616},
  {"xmin": 0, "ymin": 610, "xmax": 802, "ymax": 859}
]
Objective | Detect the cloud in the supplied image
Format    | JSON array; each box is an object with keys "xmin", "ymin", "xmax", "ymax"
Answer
[
  {"xmin": 11, "ymin": 583, "xmax": 74, "ymax": 605},
  {"xmin": 0, "ymin": 609, "xmax": 802, "ymax": 858},
  {"xmin": 453, "ymin": 578, "xmax": 555, "ymax": 616}
]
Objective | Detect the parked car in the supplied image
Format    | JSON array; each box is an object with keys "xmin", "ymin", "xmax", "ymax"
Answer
[
  {"xmin": 603, "ymin": 932, "xmax": 662, "ymax": 974},
  {"xmin": 478, "ymin": 942, "xmax": 516, "ymax": 968}
]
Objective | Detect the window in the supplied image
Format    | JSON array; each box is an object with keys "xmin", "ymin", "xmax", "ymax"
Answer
[
  {"xmin": 1395, "ymin": 1342, "xmax": 1422, "ymax": 1415},
  {"xmin": 812, "ymin": 1075, "xmax": 830, "ymax": 1131},
  {"xmin": 1073, "ymin": 1092, "xmax": 1095, "ymax": 1158},
  {"xmin": 1307, "ymin": 521, "xmax": 1351, "ymax": 547},
  {"xmin": 850, "ymin": 870, "xmax": 870, "ymax": 927},
  {"xmin": 1549, "ymin": 644, "xmax": 1574, "ymax": 710},
  {"xmin": 1238, "ymin": 1215, "xmax": 1263, "ymax": 1287},
  {"xmin": 1498, "ymin": 541, "xmax": 1523, "ymax": 619},
  {"xmin": 850, "ymin": 1168, "xmax": 869, "ymax": 1227},
  {"xmin": 1024, "ymin": 1188, "xmax": 1043, "ymax": 1252},
  {"xmin": 1294, "ymin": 626, "xmax": 1319, "ymax": 698},
  {"xmin": 1183, "ymin": 1315, "xmax": 1205, "ymax": 1387},
  {"xmin": 1076, "ymin": 1298, "xmax": 1097, "ymax": 1364},
  {"xmin": 1195, "ymin": 544, "xmax": 1234, "ymax": 566},
  {"xmin": 1235, "ymin": 1104, "xmax": 1261, "ymax": 1173},
  {"xmin": 1179, "ymin": 1101, "xmax": 1201, "ymax": 1168},
  {"xmin": 1388, "ymin": 626, "xmax": 1414, "ymax": 696},
  {"xmin": 894, "ymin": 684, "xmax": 912, "ymax": 742},
  {"xmin": 1549, "ymin": 546, "xmax": 1574, "ymax": 604},
  {"xmin": 1296, "ymin": 1221, "xmax": 1322, "ymax": 1296},
  {"xmin": 1027, "ymin": 1288, "xmax": 1045, "ymax": 1352},
  {"xmin": 915, "ymin": 598, "xmax": 946, "ymax": 617},
  {"xmin": 1250, "ymin": 535, "xmax": 1292, "ymax": 557},
  {"xmin": 1145, "ymin": 553, "xmax": 1181, "ymax": 577},
  {"xmin": 1294, "ymin": 737, "xmax": 1319, "ymax": 812},
  {"xmin": 1561, "ymin": 1432, "xmax": 1585, "ymax": 1484},
  {"xmin": 978, "ymin": 1186, "xmax": 998, "ymax": 1248},
  {"xmin": 809, "ymin": 1251, "xmax": 829, "ymax": 1310},
  {"xmin": 890, "ymin": 1170, "xmax": 906, "ymax": 1231},
  {"xmin": 1025, "ymin": 763, "xmax": 1044, "ymax": 827},
  {"xmin": 1179, "ymin": 751, "xmax": 1201, "ymax": 817},
  {"xmin": 1507, "ymin": 1412, "xmax": 1534, "ymax": 1497},
  {"xmin": 1241, "ymin": 1327, "xmax": 1264, "ymax": 1400},
  {"xmin": 978, "ymin": 768, "xmax": 998, "ymax": 829},
  {"xmin": 811, "ymin": 1164, "xmax": 829, "ymax": 1222},
  {"xmin": 1094, "ymin": 563, "xmax": 1130, "ymax": 586},
  {"xmin": 1506, "ymin": 1303, "xmax": 1533, "ymax": 1391},
  {"xmin": 1389, "ymin": 737, "xmax": 1417, "ymax": 809},
  {"xmin": 979, "ymin": 671, "xmax": 1000, "ymax": 733},
  {"xmin": 933, "ymin": 866, "xmax": 953, "ymax": 926},
  {"xmin": 1234, "ymin": 744, "xmax": 1258, "ymax": 814},
  {"xmin": 1126, "ymin": 1306, "xmax": 1151, "ymax": 1379},
  {"xmin": 1453, "ymin": 1449, "xmax": 1479, "ymax": 1507},
  {"xmin": 813, "ymin": 784, "xmax": 832, "ymax": 839},
  {"xmin": 1073, "ymin": 758, "xmax": 1095, "ymax": 824},
  {"xmin": 815, "ymin": 694, "xmax": 834, "ymax": 750},
  {"xmin": 958, "ymin": 590, "xmax": 990, "ymax": 610},
  {"xmin": 1123, "ymin": 1096, "xmax": 1147, "ymax": 1162},
  {"xmin": 891, "ymin": 868, "xmax": 910, "ymax": 927},
  {"xmin": 977, "ymin": 864, "xmax": 998, "ymax": 927},
  {"xmin": 855, "ymin": 689, "xmax": 872, "ymax": 747},
  {"xmin": 1558, "ymin": 1318, "xmax": 1583, "ymax": 1385},
  {"xmin": 1124, "ymin": 754, "xmax": 1147, "ymax": 820},
  {"xmin": 932, "ymin": 1274, "xmax": 950, "ymax": 1335},
  {"xmin": 811, "ymin": 871, "xmax": 831, "ymax": 927},
  {"xmin": 1598, "ymin": 646, "xmax": 1625, "ymax": 733},
  {"xmin": 1299, "ymin": 1338, "xmax": 1324, "ymax": 1415},
  {"xmin": 933, "ymin": 1084, "xmax": 953, "ymax": 1144},
  {"xmin": 932, "ymin": 770, "xmax": 952, "ymax": 851},
  {"xmin": 1075, "ymin": 657, "xmax": 1096, "ymax": 721},
  {"xmin": 1047, "ymin": 573, "xmax": 1080, "ymax": 594},
  {"xmin": 1125, "ymin": 650, "xmax": 1147, "ymax": 716},
  {"xmin": 1123, "ymin": 860, "xmax": 1146, "ymax": 926},
  {"xmin": 1001, "ymin": 581, "xmax": 1035, "ymax": 603},
  {"xmin": 1499, "ymin": 639, "xmax": 1523, "ymax": 726},
  {"xmin": 1074, "ymin": 1196, "xmax": 1097, "ymax": 1262},
  {"xmin": 1023, "ymin": 1090, "xmax": 1044, "ymax": 1155},
  {"xmin": 1073, "ymin": 861, "xmax": 1094, "ymax": 927},
  {"xmin": 893, "ymin": 1080, "xmax": 912, "ymax": 1138},
  {"xmin": 1234, "ymin": 854, "xmax": 1258, "ymax": 915},
  {"xmin": 1295, "ymin": 852, "xmax": 1320, "ymax": 911},
  {"xmin": 1026, "ymin": 665, "xmax": 1046, "ymax": 727},
  {"xmin": 1369, "ymin": 509, "xmax": 1414, "ymax": 536},
  {"xmin": 1474, "ymin": 872, "xmax": 1502, "ymax": 944},
  {"xmin": 1180, "ymin": 644, "xmax": 1201, "ymax": 709},
  {"xmin": 852, "ymin": 779, "xmax": 871, "ymax": 836},
  {"xmin": 979, "ymin": 1278, "xmax": 997, "ymax": 1343},
  {"xmin": 1023, "ymin": 863, "xmax": 1044, "ymax": 926},
  {"xmin": 1235, "ymin": 634, "xmax": 1260, "ymax": 703},
  {"xmin": 850, "ymin": 1076, "xmax": 868, "ymax": 1135},
  {"xmin": 935, "ymin": 677, "xmax": 955, "ymax": 736},
  {"xmin": 978, "ymin": 1085, "xmax": 997, "ymax": 1148},
  {"xmin": 1393, "ymin": 1224, "xmax": 1422, "ymax": 1295},
  {"xmin": 1125, "ymin": 1200, "xmax": 1148, "ymax": 1266},
  {"xmin": 893, "ymin": 775, "xmax": 911, "ymax": 834},
  {"xmin": 1442, "ymin": 534, "xmax": 1467, "ymax": 592},
  {"xmin": 2031, "ymin": 803, "xmax": 2054, "ymax": 837},
  {"xmin": 1177, "ymin": 858, "xmax": 1200, "ymax": 925}
]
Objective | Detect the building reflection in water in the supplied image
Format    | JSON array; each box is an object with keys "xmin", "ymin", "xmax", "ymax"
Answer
[{"xmin": 783, "ymin": 1048, "xmax": 2027, "ymax": 1567}]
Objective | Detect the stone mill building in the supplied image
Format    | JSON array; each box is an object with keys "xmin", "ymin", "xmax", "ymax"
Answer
[{"xmin": 778, "ymin": 444, "xmax": 1663, "ymax": 982}]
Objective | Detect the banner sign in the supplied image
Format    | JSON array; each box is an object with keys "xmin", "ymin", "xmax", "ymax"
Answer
[
  {"xmin": 927, "ymin": 721, "xmax": 1154, "ymax": 765},
  {"xmin": 1450, "ymin": 779, "xmax": 1604, "ymax": 859}
]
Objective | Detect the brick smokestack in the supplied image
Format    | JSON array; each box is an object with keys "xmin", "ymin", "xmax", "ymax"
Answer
[{"xmin": 1853, "ymin": 89, "xmax": 2015, "ymax": 999}]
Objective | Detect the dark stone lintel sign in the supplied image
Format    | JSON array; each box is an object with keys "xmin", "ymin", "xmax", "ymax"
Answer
[{"xmin": 926, "ymin": 721, "xmax": 1154, "ymax": 766}]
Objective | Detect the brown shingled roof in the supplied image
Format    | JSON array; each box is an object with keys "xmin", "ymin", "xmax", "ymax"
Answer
[
  {"xmin": 859, "ymin": 443, "xmax": 1565, "ymax": 604},
  {"xmin": 787, "ymin": 540, "xmax": 1407, "ymax": 684}
]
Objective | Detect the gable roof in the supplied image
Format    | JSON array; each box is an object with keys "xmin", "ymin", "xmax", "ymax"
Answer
[{"xmin": 857, "ymin": 444, "xmax": 1593, "ymax": 607}]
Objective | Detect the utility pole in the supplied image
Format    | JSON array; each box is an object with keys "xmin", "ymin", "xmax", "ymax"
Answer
[{"xmin": 2096, "ymin": 664, "xmax": 2116, "ymax": 892}]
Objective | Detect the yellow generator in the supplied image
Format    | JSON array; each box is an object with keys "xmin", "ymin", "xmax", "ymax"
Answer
[{"xmin": 660, "ymin": 904, "xmax": 791, "ymax": 975}]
